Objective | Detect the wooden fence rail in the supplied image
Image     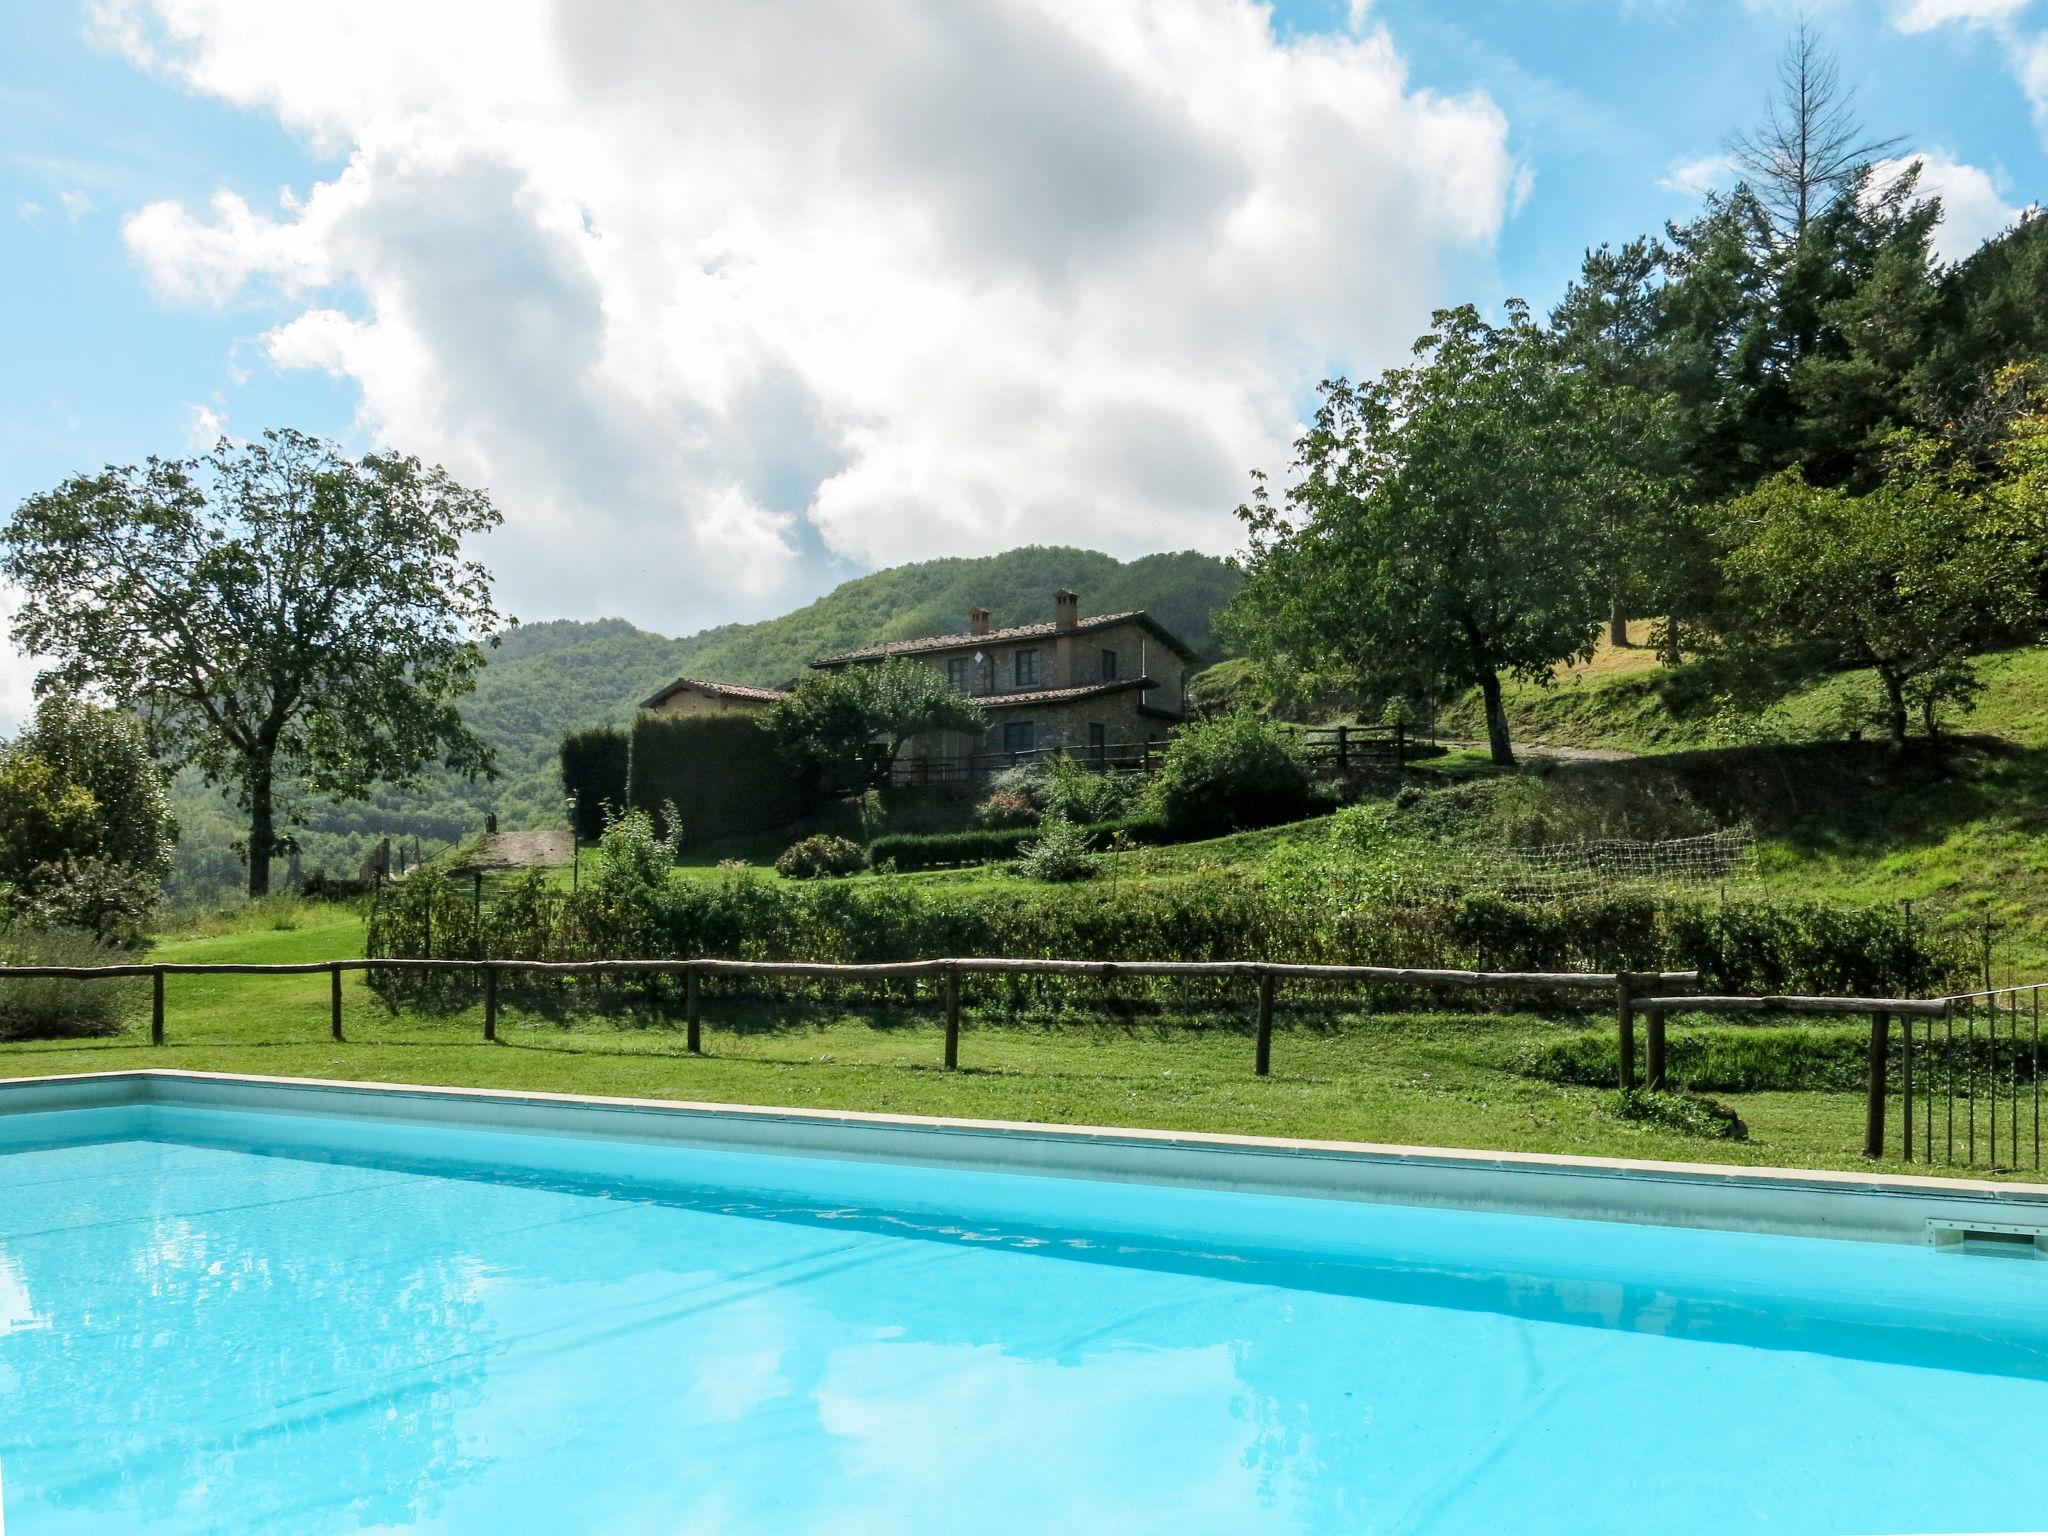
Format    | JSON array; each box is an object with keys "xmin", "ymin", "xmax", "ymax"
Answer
[{"xmin": 9, "ymin": 956, "xmax": 2004, "ymax": 1163}]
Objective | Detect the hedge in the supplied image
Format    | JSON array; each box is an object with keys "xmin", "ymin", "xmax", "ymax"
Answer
[
  {"xmin": 869, "ymin": 826, "xmax": 1040, "ymax": 870},
  {"xmin": 368, "ymin": 874, "xmax": 1972, "ymax": 1008},
  {"xmin": 627, "ymin": 713, "xmax": 815, "ymax": 843},
  {"xmin": 559, "ymin": 726, "xmax": 630, "ymax": 840},
  {"xmin": 869, "ymin": 817, "xmax": 1172, "ymax": 871}
]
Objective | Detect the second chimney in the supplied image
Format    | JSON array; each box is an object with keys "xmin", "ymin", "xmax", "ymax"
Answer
[
  {"xmin": 969, "ymin": 606, "xmax": 991, "ymax": 636},
  {"xmin": 1054, "ymin": 589, "xmax": 1079, "ymax": 631}
]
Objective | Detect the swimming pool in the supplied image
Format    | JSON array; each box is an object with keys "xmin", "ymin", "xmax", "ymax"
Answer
[{"xmin": 2, "ymin": 1073, "xmax": 2045, "ymax": 1534}]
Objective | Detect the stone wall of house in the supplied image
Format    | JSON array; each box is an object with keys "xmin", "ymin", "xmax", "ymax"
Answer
[{"xmin": 899, "ymin": 618, "xmax": 1189, "ymax": 717}]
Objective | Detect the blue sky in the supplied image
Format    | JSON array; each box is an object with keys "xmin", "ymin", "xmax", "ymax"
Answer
[{"xmin": 1, "ymin": 0, "xmax": 2041, "ymax": 719}]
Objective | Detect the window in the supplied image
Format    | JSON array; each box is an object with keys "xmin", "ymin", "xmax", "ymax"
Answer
[
  {"xmin": 946, "ymin": 656, "xmax": 973, "ymax": 692},
  {"xmin": 1100, "ymin": 647, "xmax": 1118, "ymax": 681},
  {"xmin": 1013, "ymin": 648, "xmax": 1041, "ymax": 688},
  {"xmin": 1002, "ymin": 720, "xmax": 1035, "ymax": 755},
  {"xmin": 1088, "ymin": 722, "xmax": 1106, "ymax": 764}
]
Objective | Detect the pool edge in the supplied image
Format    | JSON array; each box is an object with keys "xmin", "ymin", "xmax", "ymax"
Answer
[{"xmin": 4, "ymin": 1067, "xmax": 2046, "ymax": 1246}]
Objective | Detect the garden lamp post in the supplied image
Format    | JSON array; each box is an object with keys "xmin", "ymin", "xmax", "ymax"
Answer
[{"xmin": 565, "ymin": 791, "xmax": 580, "ymax": 892}]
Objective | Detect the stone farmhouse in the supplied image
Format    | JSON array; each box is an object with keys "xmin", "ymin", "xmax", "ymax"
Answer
[
  {"xmin": 639, "ymin": 590, "xmax": 1197, "ymax": 778},
  {"xmin": 811, "ymin": 589, "xmax": 1195, "ymax": 774}
]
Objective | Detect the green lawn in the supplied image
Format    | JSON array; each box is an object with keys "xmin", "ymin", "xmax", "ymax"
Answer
[{"xmin": 0, "ymin": 911, "xmax": 2009, "ymax": 1182}]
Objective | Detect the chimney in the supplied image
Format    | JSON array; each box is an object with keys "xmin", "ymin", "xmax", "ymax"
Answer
[
  {"xmin": 1054, "ymin": 589, "xmax": 1079, "ymax": 631},
  {"xmin": 969, "ymin": 606, "xmax": 990, "ymax": 636}
]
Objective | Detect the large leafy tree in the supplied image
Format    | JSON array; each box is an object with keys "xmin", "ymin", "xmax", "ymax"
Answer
[
  {"xmin": 4, "ymin": 430, "xmax": 503, "ymax": 895},
  {"xmin": 1715, "ymin": 434, "xmax": 2040, "ymax": 752},
  {"xmin": 1229, "ymin": 303, "xmax": 1668, "ymax": 766},
  {"xmin": 764, "ymin": 658, "xmax": 986, "ymax": 790}
]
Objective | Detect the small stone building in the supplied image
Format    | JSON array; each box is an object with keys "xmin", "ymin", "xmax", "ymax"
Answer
[
  {"xmin": 638, "ymin": 677, "xmax": 786, "ymax": 718},
  {"xmin": 810, "ymin": 589, "xmax": 1196, "ymax": 775}
]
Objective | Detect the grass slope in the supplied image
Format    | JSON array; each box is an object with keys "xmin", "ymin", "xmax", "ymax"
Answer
[{"xmin": 1429, "ymin": 635, "xmax": 2048, "ymax": 977}]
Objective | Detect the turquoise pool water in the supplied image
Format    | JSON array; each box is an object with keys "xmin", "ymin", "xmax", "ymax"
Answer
[{"xmin": 0, "ymin": 1103, "xmax": 2044, "ymax": 1534}]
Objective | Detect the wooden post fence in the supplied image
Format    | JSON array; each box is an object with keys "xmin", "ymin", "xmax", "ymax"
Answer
[
  {"xmin": 1863, "ymin": 1010, "xmax": 1890, "ymax": 1160},
  {"xmin": 10, "ymin": 954, "xmax": 2000, "ymax": 1163},
  {"xmin": 944, "ymin": 967, "xmax": 961, "ymax": 1069},
  {"xmin": 1644, "ymin": 1007, "xmax": 1667, "ymax": 1091},
  {"xmin": 1615, "ymin": 974, "xmax": 1638, "ymax": 1091},
  {"xmin": 1254, "ymin": 970, "xmax": 1277, "ymax": 1077}
]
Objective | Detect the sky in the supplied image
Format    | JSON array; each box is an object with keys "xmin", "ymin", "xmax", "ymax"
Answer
[{"xmin": 1, "ymin": 0, "xmax": 2042, "ymax": 729}]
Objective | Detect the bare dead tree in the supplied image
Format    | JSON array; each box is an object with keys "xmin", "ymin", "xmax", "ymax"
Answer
[{"xmin": 1729, "ymin": 22, "xmax": 1903, "ymax": 244}]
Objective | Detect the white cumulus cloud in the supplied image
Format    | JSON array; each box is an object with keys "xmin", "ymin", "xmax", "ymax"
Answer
[
  {"xmin": 1894, "ymin": 0, "xmax": 2048, "ymax": 139},
  {"xmin": 98, "ymin": 0, "xmax": 1517, "ymax": 633},
  {"xmin": 1659, "ymin": 153, "xmax": 1735, "ymax": 197},
  {"xmin": 1872, "ymin": 151, "xmax": 2026, "ymax": 261},
  {"xmin": 1894, "ymin": 0, "xmax": 2032, "ymax": 31}
]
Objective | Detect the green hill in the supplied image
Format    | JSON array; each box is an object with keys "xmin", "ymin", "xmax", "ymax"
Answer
[{"xmin": 167, "ymin": 545, "xmax": 1242, "ymax": 895}]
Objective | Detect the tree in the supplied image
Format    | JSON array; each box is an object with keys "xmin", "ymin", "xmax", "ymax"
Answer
[
  {"xmin": 4, "ymin": 430, "xmax": 503, "ymax": 895},
  {"xmin": 1714, "ymin": 436, "xmax": 2038, "ymax": 752},
  {"xmin": 1229, "ymin": 303, "xmax": 1666, "ymax": 765},
  {"xmin": 0, "ymin": 696, "xmax": 177, "ymax": 945},
  {"xmin": 1550, "ymin": 239, "xmax": 1696, "ymax": 650},
  {"xmin": 6, "ymin": 694, "xmax": 177, "ymax": 885},
  {"xmin": 1729, "ymin": 23, "xmax": 1901, "ymax": 247},
  {"xmin": 763, "ymin": 658, "xmax": 986, "ymax": 789}
]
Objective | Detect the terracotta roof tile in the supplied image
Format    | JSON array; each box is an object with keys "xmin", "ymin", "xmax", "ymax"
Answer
[
  {"xmin": 974, "ymin": 677, "xmax": 1157, "ymax": 709},
  {"xmin": 639, "ymin": 676, "xmax": 786, "ymax": 709}
]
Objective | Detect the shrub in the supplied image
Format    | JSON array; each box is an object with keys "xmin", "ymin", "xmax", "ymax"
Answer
[
  {"xmin": 1040, "ymin": 757, "xmax": 1138, "ymax": 824},
  {"xmin": 1015, "ymin": 815, "xmax": 1095, "ymax": 883},
  {"xmin": 869, "ymin": 826, "xmax": 1043, "ymax": 871},
  {"xmin": 12, "ymin": 858, "xmax": 161, "ymax": 949},
  {"xmin": 776, "ymin": 834, "xmax": 868, "ymax": 879},
  {"xmin": 0, "ymin": 927, "xmax": 145, "ymax": 1040},
  {"xmin": 559, "ymin": 726, "xmax": 630, "ymax": 839},
  {"xmin": 973, "ymin": 792, "xmax": 1038, "ymax": 829},
  {"xmin": 1144, "ymin": 712, "xmax": 1313, "ymax": 836}
]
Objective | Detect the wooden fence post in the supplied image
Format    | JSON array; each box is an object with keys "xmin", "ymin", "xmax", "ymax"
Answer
[
  {"xmin": 1863, "ymin": 1010, "xmax": 1890, "ymax": 1160},
  {"xmin": 944, "ymin": 966, "xmax": 961, "ymax": 1070},
  {"xmin": 1254, "ymin": 969, "xmax": 1277, "ymax": 1077},
  {"xmin": 1334, "ymin": 723, "xmax": 1348, "ymax": 770},
  {"xmin": 151, "ymin": 966, "xmax": 164, "ymax": 1047},
  {"xmin": 685, "ymin": 966, "xmax": 702, "ymax": 1054},
  {"xmin": 330, "ymin": 963, "xmax": 344, "ymax": 1042},
  {"xmin": 1901, "ymin": 1011, "xmax": 1915, "ymax": 1163},
  {"xmin": 1615, "ymin": 974, "xmax": 1637, "ymax": 1091},
  {"xmin": 1645, "ymin": 1008, "xmax": 1667, "ymax": 1090},
  {"xmin": 483, "ymin": 965, "xmax": 499, "ymax": 1042}
]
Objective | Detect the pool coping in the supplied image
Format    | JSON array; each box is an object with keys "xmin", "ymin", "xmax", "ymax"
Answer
[{"xmin": 6, "ymin": 1067, "xmax": 2048, "ymax": 1247}]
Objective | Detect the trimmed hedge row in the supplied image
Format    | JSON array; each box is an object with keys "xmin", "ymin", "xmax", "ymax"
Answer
[
  {"xmin": 559, "ymin": 726, "xmax": 630, "ymax": 840},
  {"xmin": 368, "ymin": 872, "xmax": 1972, "ymax": 1005},
  {"xmin": 627, "ymin": 713, "xmax": 815, "ymax": 842}
]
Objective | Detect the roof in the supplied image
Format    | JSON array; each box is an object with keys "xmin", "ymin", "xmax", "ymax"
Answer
[
  {"xmin": 973, "ymin": 677, "xmax": 1157, "ymax": 710},
  {"xmin": 639, "ymin": 676, "xmax": 786, "ymax": 709},
  {"xmin": 811, "ymin": 609, "xmax": 1199, "ymax": 668}
]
